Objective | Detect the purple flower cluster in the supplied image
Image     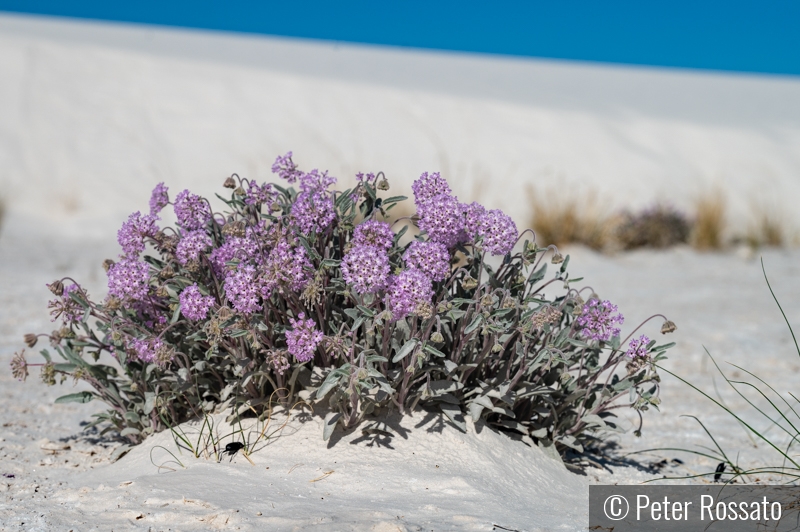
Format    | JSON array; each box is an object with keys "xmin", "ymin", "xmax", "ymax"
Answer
[
  {"xmin": 355, "ymin": 172, "xmax": 376, "ymax": 182},
  {"xmin": 479, "ymin": 209, "xmax": 518, "ymax": 256},
  {"xmin": 577, "ymin": 299, "xmax": 624, "ymax": 342},
  {"xmin": 48, "ymin": 284, "xmax": 84, "ymax": 324},
  {"xmin": 352, "ymin": 220, "xmax": 394, "ymax": 249},
  {"xmin": 416, "ymin": 193, "xmax": 464, "ymax": 248},
  {"xmin": 107, "ymin": 259, "xmax": 150, "ymax": 301},
  {"xmin": 149, "ymin": 182, "xmax": 169, "ymax": 216},
  {"xmin": 411, "ymin": 172, "xmax": 452, "ymax": 208},
  {"xmin": 285, "ymin": 312, "xmax": 323, "ymax": 363},
  {"xmin": 403, "ymin": 241, "xmax": 450, "ymax": 282},
  {"xmin": 272, "ymin": 151, "xmax": 303, "ymax": 183},
  {"xmin": 223, "ymin": 264, "xmax": 261, "ymax": 315},
  {"xmin": 461, "ymin": 201, "xmax": 486, "ymax": 241},
  {"xmin": 292, "ymin": 169, "xmax": 337, "ymax": 233},
  {"xmin": 117, "ymin": 212, "xmax": 159, "ymax": 257},
  {"xmin": 384, "ymin": 269, "xmax": 434, "ymax": 320},
  {"xmin": 260, "ymin": 240, "xmax": 312, "ymax": 298},
  {"xmin": 625, "ymin": 335, "xmax": 650, "ymax": 358},
  {"xmin": 245, "ymin": 181, "xmax": 276, "ymax": 207},
  {"xmin": 174, "ymin": 190, "xmax": 211, "ymax": 231},
  {"xmin": 176, "ymin": 230, "xmax": 213, "ymax": 265},
  {"xmin": 410, "ymin": 173, "xmax": 518, "ymax": 255},
  {"xmin": 126, "ymin": 337, "xmax": 168, "ymax": 365},
  {"xmin": 209, "ymin": 234, "xmax": 261, "ymax": 276},
  {"xmin": 342, "ymin": 245, "xmax": 391, "ymax": 294},
  {"xmin": 179, "ymin": 284, "xmax": 215, "ymax": 321}
]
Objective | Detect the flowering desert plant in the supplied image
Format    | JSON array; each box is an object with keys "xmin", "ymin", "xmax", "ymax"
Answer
[{"xmin": 13, "ymin": 153, "xmax": 675, "ymax": 457}]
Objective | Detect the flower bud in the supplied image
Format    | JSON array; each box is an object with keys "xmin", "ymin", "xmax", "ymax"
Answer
[
  {"xmin": 102, "ymin": 259, "xmax": 115, "ymax": 272},
  {"xmin": 156, "ymin": 286, "xmax": 169, "ymax": 298},
  {"xmin": 377, "ymin": 177, "xmax": 390, "ymax": 190},
  {"xmin": 430, "ymin": 331, "xmax": 444, "ymax": 343},
  {"xmin": 218, "ymin": 307, "xmax": 233, "ymax": 321},
  {"xmin": 461, "ymin": 275, "xmax": 478, "ymax": 290},
  {"xmin": 159, "ymin": 265, "xmax": 175, "ymax": 279},
  {"xmin": 41, "ymin": 362, "xmax": 56, "ymax": 386},
  {"xmin": 661, "ymin": 320, "xmax": 677, "ymax": 334},
  {"xmin": 492, "ymin": 343, "xmax": 503, "ymax": 353},
  {"xmin": 233, "ymin": 186, "xmax": 245, "ymax": 196},
  {"xmin": 223, "ymin": 176, "xmax": 237, "ymax": 189},
  {"xmin": 47, "ymin": 280, "xmax": 64, "ymax": 296},
  {"xmin": 551, "ymin": 252, "xmax": 564, "ymax": 264},
  {"xmin": 23, "ymin": 334, "xmax": 37, "ymax": 348},
  {"xmin": 105, "ymin": 296, "xmax": 121, "ymax": 311}
]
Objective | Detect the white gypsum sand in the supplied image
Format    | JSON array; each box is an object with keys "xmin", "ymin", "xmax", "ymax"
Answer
[
  {"xmin": 1, "ymin": 13, "xmax": 800, "ymax": 239},
  {"xmin": 2, "ymin": 13, "xmax": 800, "ymax": 531},
  {"xmin": 4, "ymin": 223, "xmax": 800, "ymax": 529}
]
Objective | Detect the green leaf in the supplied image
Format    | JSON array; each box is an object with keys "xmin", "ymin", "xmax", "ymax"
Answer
[
  {"xmin": 54, "ymin": 391, "xmax": 94, "ymax": 404},
  {"xmin": 528, "ymin": 264, "xmax": 547, "ymax": 285},
  {"xmin": 392, "ymin": 339, "xmax": 419, "ymax": 363},
  {"xmin": 382, "ymin": 195, "xmax": 408, "ymax": 205},
  {"xmin": 423, "ymin": 344, "xmax": 446, "ymax": 358},
  {"xmin": 652, "ymin": 342, "xmax": 676, "ymax": 351},
  {"xmin": 170, "ymin": 304, "xmax": 181, "ymax": 324},
  {"xmin": 322, "ymin": 412, "xmax": 341, "ymax": 441},
  {"xmin": 439, "ymin": 403, "xmax": 467, "ymax": 432},
  {"xmin": 464, "ymin": 315, "xmax": 483, "ymax": 335},
  {"xmin": 356, "ymin": 305, "xmax": 375, "ymax": 317},
  {"xmin": 559, "ymin": 254, "xmax": 570, "ymax": 273},
  {"xmin": 120, "ymin": 427, "xmax": 141, "ymax": 437},
  {"xmin": 316, "ymin": 368, "xmax": 348, "ymax": 399}
]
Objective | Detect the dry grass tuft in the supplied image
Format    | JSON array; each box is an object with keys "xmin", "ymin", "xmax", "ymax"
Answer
[
  {"xmin": 526, "ymin": 185, "xmax": 616, "ymax": 251},
  {"xmin": 690, "ymin": 189, "xmax": 726, "ymax": 250},
  {"xmin": 744, "ymin": 203, "xmax": 792, "ymax": 248}
]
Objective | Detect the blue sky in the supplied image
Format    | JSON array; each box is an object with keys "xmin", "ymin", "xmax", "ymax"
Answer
[{"xmin": 2, "ymin": 1, "xmax": 799, "ymax": 76}]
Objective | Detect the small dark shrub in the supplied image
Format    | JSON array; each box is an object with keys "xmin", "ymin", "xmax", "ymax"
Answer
[
  {"xmin": 13, "ymin": 154, "xmax": 675, "ymax": 457},
  {"xmin": 616, "ymin": 205, "xmax": 691, "ymax": 250}
]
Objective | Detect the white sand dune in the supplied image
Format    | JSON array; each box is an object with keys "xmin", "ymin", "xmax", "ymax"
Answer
[
  {"xmin": 2, "ymin": 13, "xmax": 800, "ymax": 239},
  {"xmin": 3, "ymin": 13, "xmax": 800, "ymax": 531}
]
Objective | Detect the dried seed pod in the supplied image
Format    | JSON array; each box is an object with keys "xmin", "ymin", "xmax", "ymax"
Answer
[
  {"xmin": 23, "ymin": 334, "xmax": 38, "ymax": 348},
  {"xmin": 10, "ymin": 351, "xmax": 28, "ymax": 382},
  {"xmin": 47, "ymin": 280, "xmax": 64, "ymax": 296},
  {"xmin": 660, "ymin": 320, "xmax": 677, "ymax": 334}
]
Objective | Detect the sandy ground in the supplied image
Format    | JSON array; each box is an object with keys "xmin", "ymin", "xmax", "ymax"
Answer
[
  {"xmin": 2, "ymin": 214, "xmax": 800, "ymax": 530},
  {"xmin": 2, "ymin": 13, "xmax": 800, "ymax": 531}
]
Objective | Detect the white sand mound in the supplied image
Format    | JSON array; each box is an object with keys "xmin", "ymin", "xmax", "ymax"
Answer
[{"xmin": 65, "ymin": 411, "xmax": 586, "ymax": 531}]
